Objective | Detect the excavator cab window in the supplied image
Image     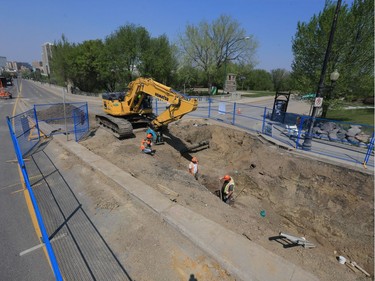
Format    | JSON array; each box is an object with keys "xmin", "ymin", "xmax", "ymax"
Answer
[
  {"xmin": 102, "ymin": 92, "xmax": 125, "ymax": 101},
  {"xmin": 118, "ymin": 93, "xmax": 125, "ymax": 102},
  {"xmin": 142, "ymin": 96, "xmax": 152, "ymax": 109}
]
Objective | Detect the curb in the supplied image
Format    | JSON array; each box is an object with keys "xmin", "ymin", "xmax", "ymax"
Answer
[{"xmin": 48, "ymin": 130, "xmax": 320, "ymax": 281}]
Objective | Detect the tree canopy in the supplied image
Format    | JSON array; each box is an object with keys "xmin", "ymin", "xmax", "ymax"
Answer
[
  {"xmin": 45, "ymin": 5, "xmax": 373, "ymax": 101},
  {"xmin": 50, "ymin": 25, "xmax": 177, "ymax": 93},
  {"xmin": 292, "ymin": 0, "xmax": 374, "ymax": 113},
  {"xmin": 179, "ymin": 15, "xmax": 258, "ymax": 88}
]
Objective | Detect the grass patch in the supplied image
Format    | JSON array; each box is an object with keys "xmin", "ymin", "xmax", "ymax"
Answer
[
  {"xmin": 326, "ymin": 108, "xmax": 374, "ymax": 126},
  {"xmin": 241, "ymin": 90, "xmax": 275, "ymax": 98}
]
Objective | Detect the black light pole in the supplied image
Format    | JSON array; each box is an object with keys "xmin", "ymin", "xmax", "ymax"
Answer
[
  {"xmin": 329, "ymin": 69, "xmax": 340, "ymax": 98},
  {"xmin": 302, "ymin": 0, "xmax": 342, "ymax": 151}
]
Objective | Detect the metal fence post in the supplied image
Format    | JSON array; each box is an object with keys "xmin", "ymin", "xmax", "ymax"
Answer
[
  {"xmin": 6, "ymin": 117, "xmax": 63, "ymax": 281},
  {"xmin": 85, "ymin": 102, "xmax": 89, "ymax": 130},
  {"xmin": 232, "ymin": 102, "xmax": 236, "ymax": 125},
  {"xmin": 363, "ymin": 133, "xmax": 374, "ymax": 168},
  {"xmin": 208, "ymin": 98, "xmax": 211, "ymax": 118},
  {"xmin": 62, "ymin": 88, "xmax": 68, "ymax": 141},
  {"xmin": 295, "ymin": 116, "xmax": 306, "ymax": 149},
  {"xmin": 73, "ymin": 109, "xmax": 78, "ymax": 142},
  {"xmin": 155, "ymin": 99, "xmax": 158, "ymax": 116},
  {"xmin": 261, "ymin": 107, "xmax": 267, "ymax": 133},
  {"xmin": 33, "ymin": 105, "xmax": 41, "ymax": 141}
]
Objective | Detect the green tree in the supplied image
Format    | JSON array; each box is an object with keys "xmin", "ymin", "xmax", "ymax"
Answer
[
  {"xmin": 338, "ymin": 0, "xmax": 374, "ymax": 100},
  {"xmin": 140, "ymin": 35, "xmax": 177, "ymax": 84},
  {"xmin": 229, "ymin": 63, "xmax": 255, "ymax": 90},
  {"xmin": 50, "ymin": 34, "xmax": 74, "ymax": 86},
  {"xmin": 247, "ymin": 69, "xmax": 273, "ymax": 91},
  {"xmin": 292, "ymin": 0, "xmax": 374, "ymax": 116},
  {"xmin": 179, "ymin": 15, "xmax": 257, "ymax": 89},
  {"xmin": 71, "ymin": 40, "xmax": 107, "ymax": 92},
  {"xmin": 105, "ymin": 24, "xmax": 151, "ymax": 85},
  {"xmin": 271, "ymin": 68, "xmax": 292, "ymax": 91}
]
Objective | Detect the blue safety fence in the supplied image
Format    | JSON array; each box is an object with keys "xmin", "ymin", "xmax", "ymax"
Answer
[
  {"xmin": 205, "ymin": 99, "xmax": 265, "ymax": 132},
  {"xmin": 262, "ymin": 107, "xmax": 374, "ymax": 168},
  {"xmin": 73, "ymin": 103, "xmax": 90, "ymax": 142},
  {"xmin": 154, "ymin": 96, "xmax": 374, "ymax": 168},
  {"xmin": 6, "ymin": 116, "xmax": 63, "ymax": 281},
  {"xmin": 5, "ymin": 102, "xmax": 89, "ymax": 280},
  {"xmin": 8, "ymin": 109, "xmax": 41, "ymax": 156},
  {"xmin": 154, "ymin": 97, "xmax": 265, "ymax": 132},
  {"xmin": 34, "ymin": 102, "xmax": 89, "ymax": 141}
]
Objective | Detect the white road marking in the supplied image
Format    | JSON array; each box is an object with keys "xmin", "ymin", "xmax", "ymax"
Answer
[{"xmin": 19, "ymin": 233, "xmax": 68, "ymax": 256}]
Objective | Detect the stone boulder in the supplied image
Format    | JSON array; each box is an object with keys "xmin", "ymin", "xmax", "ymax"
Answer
[
  {"xmin": 328, "ymin": 129, "xmax": 340, "ymax": 141},
  {"xmin": 321, "ymin": 122, "xmax": 337, "ymax": 132},
  {"xmin": 336, "ymin": 129, "xmax": 347, "ymax": 140},
  {"xmin": 355, "ymin": 133, "xmax": 370, "ymax": 143},
  {"xmin": 313, "ymin": 127, "xmax": 325, "ymax": 135},
  {"xmin": 347, "ymin": 136, "xmax": 359, "ymax": 144},
  {"xmin": 346, "ymin": 125, "xmax": 362, "ymax": 137}
]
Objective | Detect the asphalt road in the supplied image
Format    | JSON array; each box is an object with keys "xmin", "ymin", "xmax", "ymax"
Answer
[
  {"xmin": 0, "ymin": 80, "xmax": 54, "ymax": 281},
  {"xmin": 0, "ymin": 79, "xmax": 135, "ymax": 281}
]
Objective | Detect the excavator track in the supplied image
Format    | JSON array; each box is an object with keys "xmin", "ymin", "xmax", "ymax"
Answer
[{"xmin": 95, "ymin": 114, "xmax": 133, "ymax": 139}]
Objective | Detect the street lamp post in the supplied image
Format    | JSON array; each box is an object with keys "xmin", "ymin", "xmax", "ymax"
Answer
[
  {"xmin": 302, "ymin": 69, "xmax": 340, "ymax": 150},
  {"xmin": 302, "ymin": 0, "xmax": 341, "ymax": 151},
  {"xmin": 329, "ymin": 69, "xmax": 340, "ymax": 90},
  {"xmin": 223, "ymin": 36, "xmax": 250, "ymax": 93}
]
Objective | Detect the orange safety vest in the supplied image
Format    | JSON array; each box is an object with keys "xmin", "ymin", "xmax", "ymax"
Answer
[
  {"xmin": 140, "ymin": 139, "xmax": 152, "ymax": 150},
  {"xmin": 222, "ymin": 178, "xmax": 235, "ymax": 195}
]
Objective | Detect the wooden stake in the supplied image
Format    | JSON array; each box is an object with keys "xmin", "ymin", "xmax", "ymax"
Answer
[{"xmin": 351, "ymin": 261, "xmax": 370, "ymax": 277}]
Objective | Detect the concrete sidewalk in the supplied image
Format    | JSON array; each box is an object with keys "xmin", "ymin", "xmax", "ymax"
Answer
[{"xmin": 51, "ymin": 133, "xmax": 319, "ymax": 281}]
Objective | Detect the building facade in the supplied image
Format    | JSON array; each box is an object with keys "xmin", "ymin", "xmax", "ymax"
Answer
[
  {"xmin": 0, "ymin": 56, "xmax": 6, "ymax": 72},
  {"xmin": 6, "ymin": 61, "xmax": 18, "ymax": 71},
  {"xmin": 42, "ymin": 42, "xmax": 53, "ymax": 75},
  {"xmin": 32, "ymin": 61, "xmax": 44, "ymax": 72}
]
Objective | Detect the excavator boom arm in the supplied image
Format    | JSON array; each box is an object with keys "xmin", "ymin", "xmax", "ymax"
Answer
[
  {"xmin": 97, "ymin": 77, "xmax": 198, "ymax": 140},
  {"xmin": 126, "ymin": 78, "xmax": 198, "ymax": 130}
]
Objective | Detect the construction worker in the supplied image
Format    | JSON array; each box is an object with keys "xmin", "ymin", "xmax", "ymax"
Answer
[
  {"xmin": 140, "ymin": 133, "xmax": 154, "ymax": 155},
  {"xmin": 188, "ymin": 157, "xmax": 199, "ymax": 180},
  {"xmin": 221, "ymin": 175, "xmax": 235, "ymax": 204}
]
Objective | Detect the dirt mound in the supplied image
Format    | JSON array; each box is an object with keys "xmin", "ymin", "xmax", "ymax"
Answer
[
  {"xmin": 81, "ymin": 117, "xmax": 374, "ymax": 281},
  {"xmin": 36, "ymin": 103, "xmax": 83, "ymax": 124}
]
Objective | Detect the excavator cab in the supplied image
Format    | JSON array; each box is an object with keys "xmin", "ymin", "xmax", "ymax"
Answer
[
  {"xmin": 96, "ymin": 78, "xmax": 198, "ymax": 139},
  {"xmin": 101, "ymin": 90, "xmax": 153, "ymax": 117}
]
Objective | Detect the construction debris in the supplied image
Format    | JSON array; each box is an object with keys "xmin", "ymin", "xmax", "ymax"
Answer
[
  {"xmin": 344, "ymin": 261, "xmax": 356, "ymax": 273},
  {"xmin": 278, "ymin": 232, "xmax": 316, "ymax": 248},
  {"xmin": 350, "ymin": 261, "xmax": 370, "ymax": 277},
  {"xmin": 180, "ymin": 140, "xmax": 210, "ymax": 153},
  {"xmin": 156, "ymin": 184, "xmax": 179, "ymax": 202},
  {"xmin": 335, "ymin": 255, "xmax": 371, "ymax": 277}
]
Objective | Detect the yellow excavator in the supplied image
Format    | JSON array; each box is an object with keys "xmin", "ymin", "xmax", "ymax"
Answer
[{"xmin": 95, "ymin": 77, "xmax": 198, "ymax": 143}]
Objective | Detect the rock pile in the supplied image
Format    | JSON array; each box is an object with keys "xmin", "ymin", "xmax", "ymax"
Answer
[{"xmin": 312, "ymin": 122, "xmax": 372, "ymax": 147}]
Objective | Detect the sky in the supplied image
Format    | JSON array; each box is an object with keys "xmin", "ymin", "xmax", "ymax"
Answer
[{"xmin": 1, "ymin": 0, "xmax": 354, "ymax": 71}]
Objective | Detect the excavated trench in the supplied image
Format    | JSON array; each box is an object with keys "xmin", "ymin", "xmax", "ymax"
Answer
[{"xmin": 80, "ymin": 116, "xmax": 374, "ymax": 280}]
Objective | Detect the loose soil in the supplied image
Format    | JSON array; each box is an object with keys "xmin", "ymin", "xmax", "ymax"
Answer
[
  {"xmin": 80, "ymin": 116, "xmax": 374, "ymax": 281},
  {"xmin": 49, "ymin": 141, "xmax": 234, "ymax": 281}
]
